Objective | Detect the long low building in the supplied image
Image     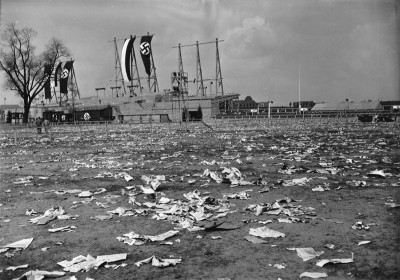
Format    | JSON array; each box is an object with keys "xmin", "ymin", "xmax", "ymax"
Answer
[
  {"xmin": 311, "ymin": 101, "xmax": 383, "ymax": 111},
  {"xmin": 34, "ymin": 92, "xmax": 240, "ymax": 123}
]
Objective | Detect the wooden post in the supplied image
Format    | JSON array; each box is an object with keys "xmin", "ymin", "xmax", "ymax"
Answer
[
  {"xmin": 49, "ymin": 130, "xmax": 53, "ymax": 142},
  {"xmin": 150, "ymin": 117, "xmax": 153, "ymax": 134},
  {"xmin": 14, "ymin": 130, "xmax": 17, "ymax": 145},
  {"xmin": 106, "ymin": 123, "xmax": 108, "ymax": 139}
]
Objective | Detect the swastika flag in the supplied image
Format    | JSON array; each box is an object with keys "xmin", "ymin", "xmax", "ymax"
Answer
[
  {"xmin": 60, "ymin": 61, "xmax": 74, "ymax": 94},
  {"xmin": 140, "ymin": 35, "xmax": 153, "ymax": 76}
]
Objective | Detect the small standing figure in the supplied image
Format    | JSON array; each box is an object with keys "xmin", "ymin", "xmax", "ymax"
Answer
[
  {"xmin": 36, "ymin": 117, "xmax": 43, "ymax": 134},
  {"xmin": 43, "ymin": 119, "xmax": 50, "ymax": 133}
]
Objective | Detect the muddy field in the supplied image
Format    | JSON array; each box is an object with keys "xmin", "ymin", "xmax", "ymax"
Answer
[{"xmin": 1, "ymin": 119, "xmax": 399, "ymax": 280}]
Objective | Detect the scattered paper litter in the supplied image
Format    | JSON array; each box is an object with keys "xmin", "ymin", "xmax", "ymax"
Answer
[
  {"xmin": 316, "ymin": 253, "xmax": 354, "ymax": 267},
  {"xmin": 351, "ymin": 221, "xmax": 370, "ymax": 230},
  {"xmin": 12, "ymin": 270, "xmax": 65, "ymax": 280},
  {"xmin": 0, "ymin": 248, "xmax": 9, "ymax": 253},
  {"xmin": 29, "ymin": 206, "xmax": 65, "ymax": 225},
  {"xmin": 324, "ymin": 244, "xmax": 335, "ymax": 250},
  {"xmin": 25, "ymin": 209, "xmax": 38, "ymax": 216},
  {"xmin": 96, "ymin": 253, "xmax": 128, "ymax": 263},
  {"xmin": 92, "ymin": 215, "xmax": 113, "ymax": 221},
  {"xmin": 358, "ymin": 241, "xmax": 371, "ymax": 246},
  {"xmin": 123, "ymin": 173, "xmax": 134, "ymax": 182},
  {"xmin": 141, "ymin": 175, "xmax": 164, "ymax": 190},
  {"xmin": 249, "ymin": 227, "xmax": 285, "ymax": 238},
  {"xmin": 282, "ymin": 177, "xmax": 311, "ymax": 187},
  {"xmin": 158, "ymin": 197, "xmax": 171, "ymax": 204},
  {"xmin": 139, "ymin": 185, "xmax": 155, "ymax": 194},
  {"xmin": 107, "ymin": 207, "xmax": 134, "ymax": 216},
  {"xmin": 299, "ymin": 272, "xmax": 328, "ymax": 278},
  {"xmin": 292, "ymin": 248, "xmax": 324, "ymax": 261},
  {"xmin": 58, "ymin": 253, "xmax": 127, "ymax": 272},
  {"xmin": 105, "ymin": 263, "xmax": 127, "ymax": 269},
  {"xmin": 367, "ymin": 169, "xmax": 386, "ymax": 178},
  {"xmin": 147, "ymin": 230, "xmax": 180, "ymax": 242},
  {"xmin": 244, "ymin": 236, "xmax": 268, "ymax": 244},
  {"xmin": 273, "ymin": 263, "xmax": 286, "ymax": 269},
  {"xmin": 211, "ymin": 236, "xmax": 222, "ymax": 240},
  {"xmin": 2, "ymin": 238, "xmax": 33, "ymax": 249},
  {"xmin": 134, "ymin": 255, "xmax": 182, "ymax": 268},
  {"xmin": 117, "ymin": 230, "xmax": 179, "ymax": 246},
  {"xmin": 48, "ymin": 225, "xmax": 76, "ymax": 233},
  {"xmin": 385, "ymin": 202, "xmax": 400, "ymax": 208},
  {"xmin": 77, "ymin": 191, "xmax": 93, "ymax": 198},
  {"xmin": 57, "ymin": 214, "xmax": 79, "ymax": 220},
  {"xmin": 6, "ymin": 264, "xmax": 28, "ymax": 271}
]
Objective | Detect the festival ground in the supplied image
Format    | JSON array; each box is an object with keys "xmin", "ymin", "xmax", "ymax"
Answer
[{"xmin": 0, "ymin": 120, "xmax": 399, "ymax": 280}]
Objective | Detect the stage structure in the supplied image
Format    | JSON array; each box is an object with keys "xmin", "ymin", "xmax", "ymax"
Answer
[
  {"xmin": 168, "ymin": 43, "xmax": 189, "ymax": 122},
  {"xmin": 172, "ymin": 38, "xmax": 224, "ymax": 97},
  {"xmin": 108, "ymin": 33, "xmax": 159, "ymax": 98}
]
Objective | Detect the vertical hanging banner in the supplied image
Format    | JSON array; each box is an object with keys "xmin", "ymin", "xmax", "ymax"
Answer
[
  {"xmin": 44, "ymin": 64, "xmax": 52, "ymax": 99},
  {"xmin": 60, "ymin": 61, "xmax": 74, "ymax": 94},
  {"xmin": 121, "ymin": 36, "xmax": 136, "ymax": 82},
  {"xmin": 139, "ymin": 35, "xmax": 153, "ymax": 76},
  {"xmin": 54, "ymin": 62, "xmax": 63, "ymax": 87}
]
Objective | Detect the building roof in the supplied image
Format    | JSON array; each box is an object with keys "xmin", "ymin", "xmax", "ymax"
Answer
[
  {"xmin": 312, "ymin": 101, "xmax": 382, "ymax": 111},
  {"xmin": 380, "ymin": 101, "xmax": 400, "ymax": 106},
  {"xmin": 0, "ymin": 104, "xmax": 21, "ymax": 110}
]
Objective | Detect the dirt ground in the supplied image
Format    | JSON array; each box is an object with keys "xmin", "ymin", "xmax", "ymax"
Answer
[{"xmin": 1, "ymin": 120, "xmax": 399, "ymax": 280}]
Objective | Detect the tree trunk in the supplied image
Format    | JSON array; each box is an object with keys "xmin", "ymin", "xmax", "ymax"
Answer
[{"xmin": 23, "ymin": 98, "xmax": 31, "ymax": 123}]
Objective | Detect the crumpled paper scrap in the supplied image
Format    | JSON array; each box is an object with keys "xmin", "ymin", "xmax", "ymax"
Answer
[
  {"xmin": 134, "ymin": 255, "xmax": 182, "ymax": 268},
  {"xmin": 249, "ymin": 227, "xmax": 285, "ymax": 238},
  {"xmin": 12, "ymin": 270, "xmax": 65, "ymax": 280},
  {"xmin": 316, "ymin": 253, "xmax": 354, "ymax": 267},
  {"xmin": 299, "ymin": 272, "xmax": 328, "ymax": 278}
]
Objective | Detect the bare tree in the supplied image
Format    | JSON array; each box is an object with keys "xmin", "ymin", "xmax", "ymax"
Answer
[{"xmin": 0, "ymin": 23, "xmax": 71, "ymax": 123}]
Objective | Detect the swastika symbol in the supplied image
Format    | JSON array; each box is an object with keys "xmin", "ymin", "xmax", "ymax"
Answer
[
  {"xmin": 61, "ymin": 69, "xmax": 69, "ymax": 79},
  {"xmin": 140, "ymin": 42, "xmax": 150, "ymax": 55},
  {"xmin": 84, "ymin": 112, "xmax": 90, "ymax": 121}
]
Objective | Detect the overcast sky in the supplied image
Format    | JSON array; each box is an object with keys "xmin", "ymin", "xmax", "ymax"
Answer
[{"xmin": 1, "ymin": 0, "xmax": 399, "ymax": 105}]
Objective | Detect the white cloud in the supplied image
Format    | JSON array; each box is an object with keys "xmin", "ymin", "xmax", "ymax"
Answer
[{"xmin": 223, "ymin": 16, "xmax": 276, "ymax": 58}]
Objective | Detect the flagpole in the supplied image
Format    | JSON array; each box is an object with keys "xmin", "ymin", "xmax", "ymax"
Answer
[{"xmin": 298, "ymin": 65, "xmax": 301, "ymax": 113}]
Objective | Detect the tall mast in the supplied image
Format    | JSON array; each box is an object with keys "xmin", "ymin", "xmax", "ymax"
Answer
[
  {"xmin": 196, "ymin": 41, "xmax": 205, "ymax": 96},
  {"xmin": 397, "ymin": 0, "xmax": 400, "ymax": 100},
  {"xmin": 215, "ymin": 38, "xmax": 224, "ymax": 96},
  {"xmin": 112, "ymin": 37, "xmax": 126, "ymax": 98},
  {"xmin": 148, "ymin": 32, "xmax": 159, "ymax": 92},
  {"xmin": 129, "ymin": 35, "xmax": 142, "ymax": 96}
]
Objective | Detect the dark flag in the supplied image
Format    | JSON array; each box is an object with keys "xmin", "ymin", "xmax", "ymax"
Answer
[
  {"xmin": 139, "ymin": 35, "xmax": 153, "ymax": 76},
  {"xmin": 60, "ymin": 61, "xmax": 74, "ymax": 94},
  {"xmin": 44, "ymin": 64, "xmax": 52, "ymax": 99},
  {"xmin": 54, "ymin": 62, "xmax": 62, "ymax": 87},
  {"xmin": 121, "ymin": 36, "xmax": 136, "ymax": 82}
]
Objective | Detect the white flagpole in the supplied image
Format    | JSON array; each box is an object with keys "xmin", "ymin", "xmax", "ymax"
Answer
[{"xmin": 298, "ymin": 65, "xmax": 301, "ymax": 112}]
